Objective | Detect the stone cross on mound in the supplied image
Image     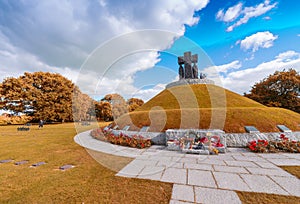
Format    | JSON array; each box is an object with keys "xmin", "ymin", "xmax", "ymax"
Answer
[{"xmin": 178, "ymin": 51, "xmax": 198, "ymax": 79}]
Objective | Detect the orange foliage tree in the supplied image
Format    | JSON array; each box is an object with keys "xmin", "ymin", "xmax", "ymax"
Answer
[
  {"xmin": 245, "ymin": 69, "xmax": 300, "ymax": 113},
  {"xmin": 0, "ymin": 72, "xmax": 94, "ymax": 122},
  {"xmin": 94, "ymin": 94, "xmax": 144, "ymax": 121}
]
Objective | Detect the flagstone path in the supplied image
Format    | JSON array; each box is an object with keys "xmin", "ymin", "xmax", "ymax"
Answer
[{"xmin": 75, "ymin": 131, "xmax": 300, "ymax": 204}]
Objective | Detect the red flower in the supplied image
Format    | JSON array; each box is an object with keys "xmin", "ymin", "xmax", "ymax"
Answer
[
  {"xmin": 200, "ymin": 137, "xmax": 208, "ymax": 143},
  {"xmin": 213, "ymin": 142, "xmax": 224, "ymax": 147},
  {"xmin": 249, "ymin": 145, "xmax": 256, "ymax": 151}
]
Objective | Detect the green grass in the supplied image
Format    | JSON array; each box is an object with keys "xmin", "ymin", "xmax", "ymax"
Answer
[
  {"xmin": 116, "ymin": 84, "xmax": 300, "ymax": 133},
  {"xmin": 0, "ymin": 123, "xmax": 172, "ymax": 203}
]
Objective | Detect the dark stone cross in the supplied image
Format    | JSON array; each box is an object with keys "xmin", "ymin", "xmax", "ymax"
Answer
[{"xmin": 178, "ymin": 51, "xmax": 198, "ymax": 79}]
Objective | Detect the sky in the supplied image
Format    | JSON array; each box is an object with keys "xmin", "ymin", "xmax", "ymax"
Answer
[{"xmin": 0, "ymin": 0, "xmax": 299, "ymax": 101}]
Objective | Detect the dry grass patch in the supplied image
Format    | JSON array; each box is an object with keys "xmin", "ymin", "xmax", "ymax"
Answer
[
  {"xmin": 237, "ymin": 191, "xmax": 300, "ymax": 204},
  {"xmin": 0, "ymin": 123, "xmax": 172, "ymax": 203},
  {"xmin": 280, "ymin": 166, "xmax": 300, "ymax": 179}
]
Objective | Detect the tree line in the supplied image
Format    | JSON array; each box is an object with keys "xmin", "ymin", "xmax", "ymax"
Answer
[
  {"xmin": 0, "ymin": 69, "xmax": 298, "ymax": 124},
  {"xmin": 0, "ymin": 72, "xmax": 144, "ymax": 122}
]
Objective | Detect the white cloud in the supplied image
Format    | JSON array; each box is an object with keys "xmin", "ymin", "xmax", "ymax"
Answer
[
  {"xmin": 297, "ymin": 34, "xmax": 300, "ymax": 37},
  {"xmin": 218, "ymin": 50, "xmax": 300, "ymax": 94},
  {"xmin": 238, "ymin": 31, "xmax": 278, "ymax": 52},
  {"xmin": 217, "ymin": 0, "xmax": 277, "ymax": 32},
  {"xmin": 216, "ymin": 3, "xmax": 243, "ymax": 22},
  {"xmin": 204, "ymin": 60, "xmax": 242, "ymax": 74},
  {"xmin": 263, "ymin": 16, "xmax": 271, "ymax": 20},
  {"xmin": 0, "ymin": 0, "xmax": 209, "ymax": 101}
]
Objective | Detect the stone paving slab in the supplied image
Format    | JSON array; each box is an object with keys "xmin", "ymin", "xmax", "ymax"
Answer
[
  {"xmin": 213, "ymin": 165, "xmax": 249, "ymax": 174},
  {"xmin": 199, "ymin": 159, "xmax": 226, "ymax": 165},
  {"xmin": 232, "ymin": 155, "xmax": 267, "ymax": 162},
  {"xmin": 194, "ymin": 187, "xmax": 242, "ymax": 204},
  {"xmin": 177, "ymin": 157, "xmax": 198, "ymax": 164},
  {"xmin": 184, "ymin": 163, "xmax": 213, "ymax": 171},
  {"xmin": 169, "ymin": 199, "xmax": 194, "ymax": 204},
  {"xmin": 213, "ymin": 172, "xmax": 251, "ymax": 191},
  {"xmin": 281, "ymin": 153, "xmax": 300, "ymax": 160},
  {"xmin": 253, "ymin": 161, "xmax": 279, "ymax": 169},
  {"xmin": 257, "ymin": 153, "xmax": 290, "ymax": 159},
  {"xmin": 156, "ymin": 160, "xmax": 183, "ymax": 169},
  {"xmin": 266, "ymin": 158, "xmax": 300, "ymax": 166},
  {"xmin": 188, "ymin": 169, "xmax": 216, "ymax": 188},
  {"xmin": 225, "ymin": 160, "xmax": 259, "ymax": 167},
  {"xmin": 137, "ymin": 166, "xmax": 164, "ymax": 180},
  {"xmin": 246, "ymin": 167, "xmax": 294, "ymax": 177},
  {"xmin": 161, "ymin": 168, "xmax": 187, "ymax": 184},
  {"xmin": 240, "ymin": 174, "xmax": 289, "ymax": 195},
  {"xmin": 116, "ymin": 163, "xmax": 144, "ymax": 178},
  {"xmin": 171, "ymin": 184, "xmax": 194, "ymax": 203},
  {"xmin": 270, "ymin": 176, "xmax": 300, "ymax": 197}
]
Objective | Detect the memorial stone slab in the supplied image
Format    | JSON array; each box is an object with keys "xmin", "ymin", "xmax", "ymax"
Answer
[
  {"xmin": 0, "ymin": 159, "xmax": 12, "ymax": 163},
  {"xmin": 59, "ymin": 164, "xmax": 74, "ymax": 170},
  {"xmin": 15, "ymin": 160, "xmax": 29, "ymax": 165},
  {"xmin": 244, "ymin": 126, "xmax": 260, "ymax": 133},
  {"xmin": 31, "ymin": 161, "xmax": 46, "ymax": 167},
  {"xmin": 277, "ymin": 125, "xmax": 292, "ymax": 133}
]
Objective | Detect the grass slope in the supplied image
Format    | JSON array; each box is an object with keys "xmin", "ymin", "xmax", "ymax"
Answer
[
  {"xmin": 0, "ymin": 124, "xmax": 172, "ymax": 203},
  {"xmin": 116, "ymin": 84, "xmax": 300, "ymax": 133}
]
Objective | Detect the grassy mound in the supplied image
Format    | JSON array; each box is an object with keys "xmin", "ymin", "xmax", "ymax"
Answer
[{"xmin": 115, "ymin": 84, "xmax": 300, "ymax": 133}]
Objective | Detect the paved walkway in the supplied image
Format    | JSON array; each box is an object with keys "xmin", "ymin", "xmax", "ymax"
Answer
[{"xmin": 75, "ymin": 131, "xmax": 300, "ymax": 204}]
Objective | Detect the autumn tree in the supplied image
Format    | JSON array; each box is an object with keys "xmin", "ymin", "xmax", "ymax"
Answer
[
  {"xmin": 94, "ymin": 94, "xmax": 144, "ymax": 121},
  {"xmin": 0, "ymin": 72, "xmax": 93, "ymax": 122},
  {"xmin": 127, "ymin": 98, "xmax": 144, "ymax": 112},
  {"xmin": 94, "ymin": 101, "xmax": 113, "ymax": 121},
  {"xmin": 72, "ymin": 87, "xmax": 95, "ymax": 121},
  {"xmin": 245, "ymin": 69, "xmax": 300, "ymax": 113},
  {"xmin": 101, "ymin": 94, "xmax": 127, "ymax": 119}
]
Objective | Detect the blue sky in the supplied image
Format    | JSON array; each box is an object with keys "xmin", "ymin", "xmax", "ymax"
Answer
[{"xmin": 0, "ymin": 0, "xmax": 299, "ymax": 101}]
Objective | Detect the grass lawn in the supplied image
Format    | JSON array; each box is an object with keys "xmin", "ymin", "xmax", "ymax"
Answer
[{"xmin": 0, "ymin": 123, "xmax": 172, "ymax": 203}]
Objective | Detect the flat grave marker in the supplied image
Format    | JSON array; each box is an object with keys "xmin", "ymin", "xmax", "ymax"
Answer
[
  {"xmin": 140, "ymin": 126, "xmax": 149, "ymax": 132},
  {"xmin": 59, "ymin": 164, "xmax": 74, "ymax": 170},
  {"xmin": 31, "ymin": 161, "xmax": 46, "ymax": 167},
  {"xmin": 244, "ymin": 126, "xmax": 260, "ymax": 133},
  {"xmin": 122, "ymin": 125, "xmax": 130, "ymax": 131},
  {"xmin": 277, "ymin": 125, "xmax": 292, "ymax": 133},
  {"xmin": 15, "ymin": 160, "xmax": 29, "ymax": 165},
  {"xmin": 0, "ymin": 159, "xmax": 12, "ymax": 163}
]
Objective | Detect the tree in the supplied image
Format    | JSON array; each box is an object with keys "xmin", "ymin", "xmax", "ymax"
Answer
[
  {"xmin": 127, "ymin": 98, "xmax": 144, "ymax": 112},
  {"xmin": 94, "ymin": 94, "xmax": 145, "ymax": 121},
  {"xmin": 245, "ymin": 69, "xmax": 300, "ymax": 113},
  {"xmin": 94, "ymin": 101, "xmax": 113, "ymax": 121},
  {"xmin": 0, "ymin": 72, "xmax": 93, "ymax": 122},
  {"xmin": 72, "ymin": 87, "xmax": 95, "ymax": 121}
]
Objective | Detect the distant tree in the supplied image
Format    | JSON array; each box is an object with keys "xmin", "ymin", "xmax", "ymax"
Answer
[
  {"xmin": 72, "ymin": 87, "xmax": 95, "ymax": 121},
  {"xmin": 245, "ymin": 69, "xmax": 300, "ymax": 113},
  {"xmin": 94, "ymin": 101, "xmax": 113, "ymax": 121},
  {"xmin": 127, "ymin": 98, "xmax": 144, "ymax": 112},
  {"xmin": 0, "ymin": 72, "xmax": 93, "ymax": 122},
  {"xmin": 94, "ymin": 94, "xmax": 145, "ymax": 121}
]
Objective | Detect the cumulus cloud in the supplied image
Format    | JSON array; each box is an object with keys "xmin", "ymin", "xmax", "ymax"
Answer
[
  {"xmin": 0, "ymin": 0, "xmax": 209, "ymax": 101},
  {"xmin": 216, "ymin": 0, "xmax": 277, "ymax": 32},
  {"xmin": 204, "ymin": 60, "xmax": 242, "ymax": 74},
  {"xmin": 216, "ymin": 3, "xmax": 243, "ymax": 22},
  {"xmin": 218, "ymin": 50, "xmax": 300, "ymax": 94},
  {"xmin": 238, "ymin": 31, "xmax": 278, "ymax": 52}
]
